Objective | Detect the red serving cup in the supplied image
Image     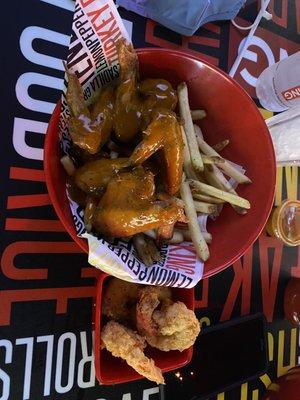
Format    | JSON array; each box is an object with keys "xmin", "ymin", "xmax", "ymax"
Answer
[
  {"xmin": 44, "ymin": 49, "xmax": 276, "ymax": 278},
  {"xmin": 94, "ymin": 274, "xmax": 194, "ymax": 385}
]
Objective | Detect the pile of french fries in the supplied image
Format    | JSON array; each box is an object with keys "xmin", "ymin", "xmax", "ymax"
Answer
[{"xmin": 177, "ymin": 82, "xmax": 251, "ymax": 262}]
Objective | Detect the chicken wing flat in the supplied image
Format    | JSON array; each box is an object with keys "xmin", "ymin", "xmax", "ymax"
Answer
[
  {"xmin": 74, "ymin": 157, "xmax": 128, "ymax": 195},
  {"xmin": 140, "ymin": 78, "xmax": 177, "ymax": 128},
  {"xmin": 129, "ymin": 110, "xmax": 184, "ymax": 195},
  {"xmin": 92, "ymin": 167, "xmax": 185, "ymax": 237},
  {"xmin": 114, "ymin": 39, "xmax": 142, "ymax": 143},
  {"xmin": 114, "ymin": 40, "xmax": 178, "ymax": 143}
]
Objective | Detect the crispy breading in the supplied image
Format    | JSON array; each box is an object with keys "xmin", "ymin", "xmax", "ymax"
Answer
[
  {"xmin": 146, "ymin": 302, "xmax": 200, "ymax": 352},
  {"xmin": 101, "ymin": 321, "xmax": 165, "ymax": 384}
]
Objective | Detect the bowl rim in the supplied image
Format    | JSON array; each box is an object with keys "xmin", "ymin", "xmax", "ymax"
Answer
[{"xmin": 44, "ymin": 47, "xmax": 276, "ymax": 279}]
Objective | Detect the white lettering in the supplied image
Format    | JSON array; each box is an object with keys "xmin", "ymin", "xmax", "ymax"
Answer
[
  {"xmin": 0, "ymin": 340, "xmax": 12, "ymax": 400},
  {"xmin": 122, "ymin": 394, "xmax": 132, "ymax": 400},
  {"xmin": 15, "ymin": 72, "xmax": 63, "ymax": 114},
  {"xmin": 284, "ymin": 91, "xmax": 293, "ymax": 100},
  {"xmin": 77, "ymin": 331, "xmax": 95, "ymax": 388},
  {"xmin": 240, "ymin": 36, "xmax": 275, "ymax": 87},
  {"xmin": 55, "ymin": 333, "xmax": 76, "ymax": 393},
  {"xmin": 143, "ymin": 387, "xmax": 160, "ymax": 400},
  {"xmin": 291, "ymin": 88, "xmax": 300, "ymax": 97},
  {"xmin": 20, "ymin": 26, "xmax": 70, "ymax": 71},
  {"xmin": 13, "ymin": 117, "xmax": 48, "ymax": 161},
  {"xmin": 15, "ymin": 338, "xmax": 34, "ymax": 400},
  {"xmin": 238, "ymin": 36, "xmax": 289, "ymax": 89},
  {"xmin": 37, "ymin": 335, "xmax": 54, "ymax": 396}
]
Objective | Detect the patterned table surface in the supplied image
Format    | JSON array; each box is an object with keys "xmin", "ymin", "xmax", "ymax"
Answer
[{"xmin": 0, "ymin": 1, "xmax": 299, "ymax": 399}]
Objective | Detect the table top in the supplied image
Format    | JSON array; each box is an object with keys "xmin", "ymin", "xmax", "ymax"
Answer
[{"xmin": 0, "ymin": 1, "xmax": 299, "ymax": 399}]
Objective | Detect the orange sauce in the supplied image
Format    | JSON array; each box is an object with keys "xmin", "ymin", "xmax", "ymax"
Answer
[{"xmin": 267, "ymin": 200, "xmax": 300, "ymax": 246}]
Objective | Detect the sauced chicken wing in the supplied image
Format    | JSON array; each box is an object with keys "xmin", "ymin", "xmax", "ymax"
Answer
[
  {"xmin": 114, "ymin": 40, "xmax": 178, "ymax": 142},
  {"xmin": 66, "ymin": 68, "xmax": 90, "ymax": 119},
  {"xmin": 114, "ymin": 39, "xmax": 142, "ymax": 142},
  {"xmin": 66, "ymin": 67, "xmax": 114, "ymax": 154},
  {"xmin": 140, "ymin": 79, "xmax": 177, "ymax": 127},
  {"xmin": 74, "ymin": 157, "xmax": 128, "ymax": 195},
  {"xmin": 129, "ymin": 110, "xmax": 184, "ymax": 195},
  {"xmin": 117, "ymin": 38, "xmax": 139, "ymax": 83},
  {"xmin": 114, "ymin": 74, "xmax": 143, "ymax": 143},
  {"xmin": 92, "ymin": 167, "xmax": 185, "ymax": 237}
]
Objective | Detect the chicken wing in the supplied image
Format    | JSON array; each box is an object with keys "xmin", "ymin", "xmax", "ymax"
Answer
[
  {"xmin": 129, "ymin": 110, "xmax": 184, "ymax": 195},
  {"xmin": 66, "ymin": 67, "xmax": 114, "ymax": 154},
  {"xmin": 74, "ymin": 157, "xmax": 129, "ymax": 195},
  {"xmin": 114, "ymin": 40, "xmax": 142, "ymax": 143},
  {"xmin": 92, "ymin": 167, "xmax": 185, "ymax": 237},
  {"xmin": 114, "ymin": 40, "xmax": 178, "ymax": 143},
  {"xmin": 68, "ymin": 86, "xmax": 114, "ymax": 155},
  {"xmin": 140, "ymin": 78, "xmax": 177, "ymax": 128}
]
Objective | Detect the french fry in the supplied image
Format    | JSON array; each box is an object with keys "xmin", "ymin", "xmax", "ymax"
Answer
[
  {"xmin": 193, "ymin": 201, "xmax": 218, "ymax": 214},
  {"xmin": 193, "ymin": 124, "xmax": 203, "ymax": 139},
  {"xmin": 179, "ymin": 229, "xmax": 212, "ymax": 244},
  {"xmin": 196, "ymin": 135, "xmax": 251, "ymax": 184},
  {"xmin": 212, "ymin": 139, "xmax": 230, "ymax": 152},
  {"xmin": 61, "ymin": 155, "xmax": 76, "ymax": 176},
  {"xmin": 192, "ymin": 192, "xmax": 224, "ymax": 204},
  {"xmin": 204, "ymin": 165, "xmax": 247, "ymax": 214},
  {"xmin": 189, "ymin": 179, "xmax": 251, "ymax": 209},
  {"xmin": 191, "ymin": 109, "xmax": 206, "ymax": 120},
  {"xmin": 144, "ymin": 236, "xmax": 161, "ymax": 262},
  {"xmin": 180, "ymin": 126, "xmax": 198, "ymax": 179},
  {"xmin": 168, "ymin": 230, "xmax": 184, "ymax": 244},
  {"xmin": 202, "ymin": 155, "xmax": 225, "ymax": 165},
  {"xmin": 84, "ymin": 196, "xmax": 98, "ymax": 233},
  {"xmin": 180, "ymin": 176, "xmax": 210, "ymax": 261},
  {"xmin": 133, "ymin": 234, "xmax": 161, "ymax": 266},
  {"xmin": 133, "ymin": 234, "xmax": 152, "ymax": 266},
  {"xmin": 178, "ymin": 83, "xmax": 204, "ymax": 171},
  {"xmin": 144, "ymin": 229, "xmax": 184, "ymax": 244},
  {"xmin": 204, "ymin": 165, "xmax": 226, "ymax": 191}
]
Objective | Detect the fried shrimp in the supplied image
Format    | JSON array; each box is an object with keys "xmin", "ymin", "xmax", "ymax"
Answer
[
  {"xmin": 101, "ymin": 321, "xmax": 164, "ymax": 384},
  {"xmin": 146, "ymin": 302, "xmax": 200, "ymax": 352},
  {"xmin": 136, "ymin": 286, "xmax": 172, "ymax": 336},
  {"xmin": 102, "ymin": 278, "xmax": 139, "ymax": 326}
]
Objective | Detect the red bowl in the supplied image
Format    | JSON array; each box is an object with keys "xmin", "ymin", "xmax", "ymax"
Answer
[
  {"xmin": 44, "ymin": 49, "xmax": 276, "ymax": 278},
  {"xmin": 94, "ymin": 274, "xmax": 194, "ymax": 385}
]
